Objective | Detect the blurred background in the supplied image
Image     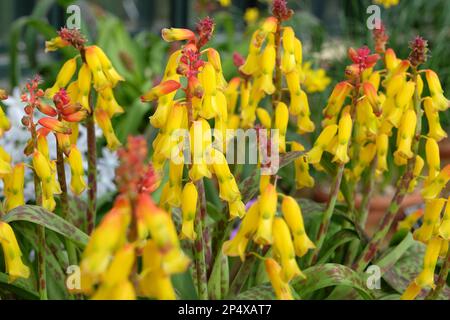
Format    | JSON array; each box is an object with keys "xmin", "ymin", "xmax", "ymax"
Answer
[{"xmin": 0, "ymin": 0, "xmax": 449, "ymax": 220}]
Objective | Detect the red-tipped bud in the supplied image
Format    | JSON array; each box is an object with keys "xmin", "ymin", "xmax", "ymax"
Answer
[
  {"xmin": 141, "ymin": 80, "xmax": 181, "ymax": 102},
  {"xmin": 37, "ymin": 103, "xmax": 58, "ymax": 117},
  {"xmin": 62, "ymin": 110, "xmax": 87, "ymax": 122},
  {"xmin": 38, "ymin": 117, "xmax": 72, "ymax": 134},
  {"xmin": 60, "ymin": 103, "xmax": 83, "ymax": 116},
  {"xmin": 161, "ymin": 28, "xmax": 195, "ymax": 42}
]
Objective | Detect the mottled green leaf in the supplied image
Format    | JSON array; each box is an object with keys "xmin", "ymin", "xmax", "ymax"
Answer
[
  {"xmin": 292, "ymin": 263, "xmax": 374, "ymax": 299},
  {"xmin": 0, "ymin": 272, "xmax": 39, "ymax": 300},
  {"xmin": 383, "ymin": 241, "xmax": 450, "ymax": 299},
  {"xmin": 317, "ymin": 229, "xmax": 359, "ymax": 264},
  {"xmin": 2, "ymin": 205, "xmax": 89, "ymax": 248}
]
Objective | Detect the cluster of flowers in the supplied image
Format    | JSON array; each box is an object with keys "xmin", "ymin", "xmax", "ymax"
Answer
[
  {"xmin": 79, "ymin": 136, "xmax": 189, "ymax": 299},
  {"xmin": 0, "ymin": 91, "xmax": 30, "ymax": 282},
  {"xmin": 221, "ymin": 1, "xmax": 317, "ymax": 299},
  {"xmin": 141, "ymin": 17, "xmax": 247, "ymax": 237},
  {"xmin": 46, "ymin": 27, "xmax": 124, "ymax": 150}
]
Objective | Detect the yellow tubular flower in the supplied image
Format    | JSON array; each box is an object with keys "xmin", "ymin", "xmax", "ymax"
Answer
[
  {"xmin": 206, "ymin": 48, "xmax": 227, "ymax": 89},
  {"xmin": 32, "ymin": 149, "xmax": 52, "ymax": 185},
  {"xmin": 92, "ymin": 45, "xmax": 124, "ymax": 87},
  {"xmin": 94, "ymin": 109, "xmax": 121, "ymax": 151},
  {"xmin": 0, "ymin": 221, "xmax": 30, "ymax": 282},
  {"xmin": 211, "ymin": 149, "xmax": 241, "ymax": 203},
  {"xmin": 281, "ymin": 196, "xmax": 315, "ymax": 257},
  {"xmin": 351, "ymin": 143, "xmax": 377, "ymax": 181},
  {"xmin": 414, "ymin": 198, "xmax": 446, "ymax": 244},
  {"xmin": 424, "ymin": 97, "xmax": 447, "ymax": 141},
  {"xmin": 77, "ymin": 63, "xmax": 92, "ymax": 112},
  {"xmin": 323, "ymin": 81, "xmax": 352, "ymax": 118},
  {"xmin": 239, "ymin": 31, "xmax": 262, "ymax": 76},
  {"xmin": 102, "ymin": 244, "xmax": 135, "ymax": 285},
  {"xmin": 376, "ymin": 133, "xmax": 388, "ymax": 175},
  {"xmin": 68, "ymin": 145, "xmax": 86, "ymax": 195},
  {"xmin": 223, "ymin": 201, "xmax": 260, "ymax": 261},
  {"xmin": 285, "ymin": 70, "xmax": 301, "ymax": 115},
  {"xmin": 333, "ymin": 112, "xmax": 352, "ymax": 164},
  {"xmin": 199, "ymin": 63, "xmax": 218, "ymax": 119},
  {"xmin": 426, "ymin": 69, "xmax": 449, "ymax": 111},
  {"xmin": 275, "ymin": 102, "xmax": 289, "ymax": 153},
  {"xmin": 46, "ymin": 58, "xmax": 77, "ymax": 97},
  {"xmin": 401, "ymin": 281, "xmax": 422, "ymax": 300},
  {"xmin": 265, "ymin": 258, "xmax": 293, "ymax": 300},
  {"xmin": 422, "ymin": 164, "xmax": 450, "ymax": 200},
  {"xmin": 408, "ymin": 155, "xmax": 424, "ymax": 192},
  {"xmin": 296, "ymin": 90, "xmax": 315, "ymax": 134},
  {"xmin": 45, "ymin": 36, "xmax": 69, "ymax": 52},
  {"xmin": 259, "ymin": 42, "xmax": 276, "ymax": 95},
  {"xmin": 362, "ymin": 82, "xmax": 381, "ymax": 115},
  {"xmin": 256, "ymin": 108, "xmax": 272, "ymax": 128},
  {"xmin": 189, "ymin": 119, "xmax": 212, "ymax": 181},
  {"xmin": 3, "ymin": 163, "xmax": 25, "ymax": 211},
  {"xmin": 386, "ymin": 74, "xmax": 405, "ymax": 98},
  {"xmin": 438, "ymin": 197, "xmax": 450, "ymax": 240},
  {"xmin": 81, "ymin": 198, "xmax": 131, "ymax": 287},
  {"xmin": 0, "ymin": 147, "xmax": 11, "ymax": 176},
  {"xmin": 92, "ymin": 280, "xmax": 135, "ymax": 300},
  {"xmin": 307, "ymin": 124, "xmax": 338, "ymax": 164},
  {"xmin": 137, "ymin": 193, "xmax": 190, "ymax": 274},
  {"xmin": 225, "ymin": 77, "xmax": 240, "ymax": 114},
  {"xmin": 292, "ymin": 142, "xmax": 314, "ymax": 189},
  {"xmin": 415, "ymin": 237, "xmax": 442, "ymax": 289},
  {"xmin": 180, "ymin": 182, "xmax": 198, "ymax": 240},
  {"xmin": 229, "ymin": 200, "xmax": 246, "ymax": 220},
  {"xmin": 254, "ymin": 184, "xmax": 278, "ymax": 245},
  {"xmin": 139, "ymin": 240, "xmax": 176, "ymax": 300},
  {"xmin": 99, "ymin": 87, "xmax": 124, "ymax": 117},
  {"xmin": 272, "ymin": 217, "xmax": 305, "ymax": 282},
  {"xmin": 425, "ymin": 137, "xmax": 440, "ymax": 186},
  {"xmin": 394, "ymin": 109, "xmax": 416, "ymax": 161},
  {"xmin": 161, "ymin": 28, "xmax": 195, "ymax": 42},
  {"xmin": 166, "ymin": 159, "xmax": 184, "ymax": 208},
  {"xmin": 85, "ymin": 46, "xmax": 109, "ymax": 90},
  {"xmin": 0, "ymin": 106, "xmax": 11, "ymax": 137},
  {"xmin": 395, "ymin": 81, "xmax": 415, "ymax": 110},
  {"xmin": 281, "ymin": 27, "xmax": 296, "ymax": 74}
]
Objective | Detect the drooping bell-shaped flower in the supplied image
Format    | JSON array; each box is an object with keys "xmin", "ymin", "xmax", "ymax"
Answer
[
  {"xmin": 0, "ymin": 221, "xmax": 30, "ymax": 282},
  {"xmin": 265, "ymin": 258, "xmax": 293, "ymax": 300},
  {"xmin": 281, "ymin": 196, "xmax": 315, "ymax": 257},
  {"xmin": 272, "ymin": 217, "xmax": 305, "ymax": 282},
  {"xmin": 414, "ymin": 198, "xmax": 446, "ymax": 244},
  {"xmin": 180, "ymin": 182, "xmax": 198, "ymax": 240}
]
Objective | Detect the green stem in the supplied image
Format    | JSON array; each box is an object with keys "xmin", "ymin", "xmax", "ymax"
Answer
[
  {"xmin": 193, "ymin": 178, "xmax": 209, "ymax": 300},
  {"xmin": 86, "ymin": 114, "xmax": 97, "ymax": 234},
  {"xmin": 309, "ymin": 163, "xmax": 345, "ymax": 265},
  {"xmin": 353, "ymin": 68, "xmax": 422, "ymax": 272},
  {"xmin": 55, "ymin": 143, "xmax": 77, "ymax": 267},
  {"xmin": 31, "ymin": 125, "xmax": 47, "ymax": 300},
  {"xmin": 227, "ymin": 254, "xmax": 256, "ymax": 298},
  {"xmin": 425, "ymin": 247, "xmax": 450, "ymax": 300}
]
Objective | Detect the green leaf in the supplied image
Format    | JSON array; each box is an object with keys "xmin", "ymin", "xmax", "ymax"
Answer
[
  {"xmin": 0, "ymin": 272, "xmax": 39, "ymax": 300},
  {"xmin": 317, "ymin": 229, "xmax": 359, "ymax": 264},
  {"xmin": 375, "ymin": 232, "xmax": 415, "ymax": 274},
  {"xmin": 2, "ymin": 205, "xmax": 89, "ymax": 248},
  {"xmin": 292, "ymin": 263, "xmax": 375, "ymax": 299},
  {"xmin": 235, "ymin": 284, "xmax": 275, "ymax": 300}
]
